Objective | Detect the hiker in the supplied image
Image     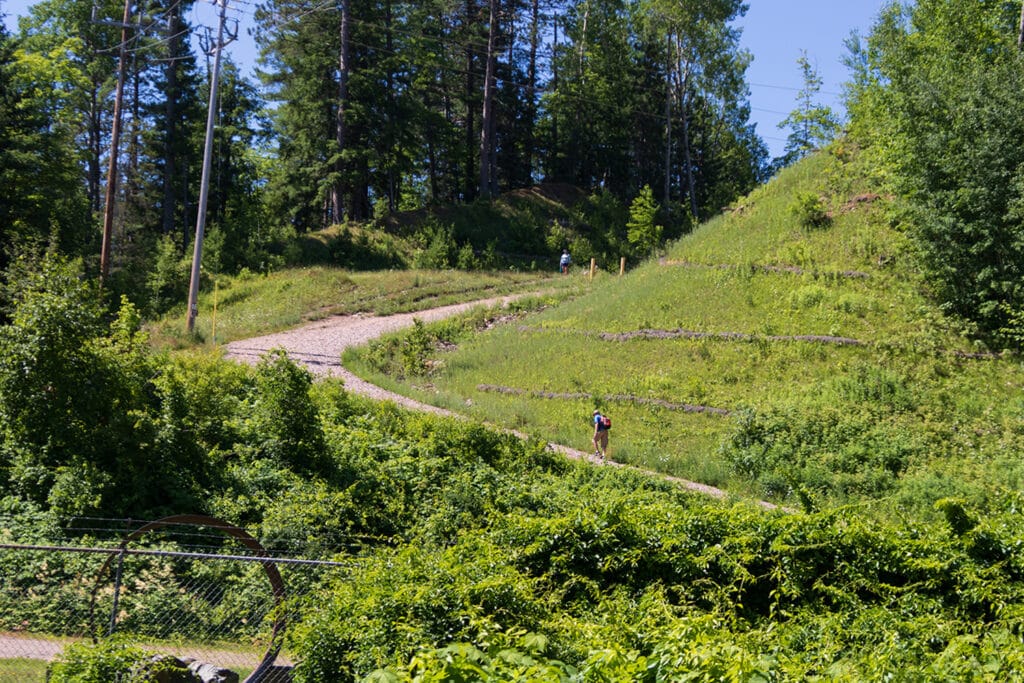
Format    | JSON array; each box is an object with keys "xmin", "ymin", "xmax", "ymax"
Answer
[
  {"xmin": 559, "ymin": 249, "xmax": 571, "ymax": 274},
  {"xmin": 592, "ymin": 409, "xmax": 610, "ymax": 459}
]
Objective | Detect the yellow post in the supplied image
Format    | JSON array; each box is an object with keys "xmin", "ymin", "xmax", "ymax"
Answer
[
  {"xmin": 619, "ymin": 256, "xmax": 626, "ymax": 276},
  {"xmin": 589, "ymin": 258, "xmax": 596, "ymax": 280}
]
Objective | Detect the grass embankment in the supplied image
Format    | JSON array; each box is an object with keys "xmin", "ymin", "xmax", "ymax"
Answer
[
  {"xmin": 345, "ymin": 150, "xmax": 1024, "ymax": 517},
  {"xmin": 146, "ymin": 267, "xmax": 582, "ymax": 350}
]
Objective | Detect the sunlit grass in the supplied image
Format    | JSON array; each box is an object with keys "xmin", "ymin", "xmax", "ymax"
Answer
[
  {"xmin": 341, "ymin": 148, "xmax": 1024, "ymax": 510},
  {"xmin": 146, "ymin": 267, "xmax": 580, "ymax": 350},
  {"xmin": 0, "ymin": 658, "xmax": 48, "ymax": 682}
]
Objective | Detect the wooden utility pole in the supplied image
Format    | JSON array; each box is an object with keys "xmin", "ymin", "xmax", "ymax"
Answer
[
  {"xmin": 99, "ymin": 0, "xmax": 133, "ymax": 285},
  {"xmin": 186, "ymin": 0, "xmax": 232, "ymax": 333},
  {"xmin": 1018, "ymin": 1, "xmax": 1024, "ymax": 49},
  {"xmin": 330, "ymin": 0, "xmax": 350, "ymax": 224}
]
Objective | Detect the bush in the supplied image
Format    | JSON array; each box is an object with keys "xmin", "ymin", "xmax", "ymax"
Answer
[
  {"xmin": 146, "ymin": 235, "xmax": 191, "ymax": 315},
  {"xmin": 789, "ymin": 191, "xmax": 831, "ymax": 229},
  {"xmin": 48, "ymin": 641, "xmax": 182, "ymax": 683},
  {"xmin": 0, "ymin": 259, "xmax": 176, "ymax": 516},
  {"xmin": 720, "ymin": 404, "xmax": 923, "ymax": 502},
  {"xmin": 413, "ymin": 220, "xmax": 457, "ymax": 269},
  {"xmin": 243, "ymin": 349, "xmax": 328, "ymax": 475}
]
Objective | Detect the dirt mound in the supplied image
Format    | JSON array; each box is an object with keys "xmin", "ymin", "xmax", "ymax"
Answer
[{"xmin": 504, "ymin": 182, "xmax": 587, "ymax": 207}]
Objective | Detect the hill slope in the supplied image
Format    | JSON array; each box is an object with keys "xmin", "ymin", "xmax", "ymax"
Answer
[{"xmin": 346, "ymin": 149, "xmax": 1024, "ymax": 517}]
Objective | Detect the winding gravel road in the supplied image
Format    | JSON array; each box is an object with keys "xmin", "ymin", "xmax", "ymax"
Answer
[{"xmin": 222, "ymin": 295, "xmax": 752, "ymax": 504}]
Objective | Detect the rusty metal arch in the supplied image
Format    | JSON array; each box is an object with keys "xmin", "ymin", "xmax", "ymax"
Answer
[{"xmin": 90, "ymin": 513, "xmax": 286, "ymax": 683}]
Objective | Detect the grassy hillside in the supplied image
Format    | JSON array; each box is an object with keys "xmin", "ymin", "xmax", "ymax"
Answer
[
  {"xmin": 145, "ymin": 267, "xmax": 582, "ymax": 350},
  {"xmin": 345, "ymin": 149, "xmax": 1024, "ymax": 518},
  {"xmin": 142, "ymin": 181, "xmax": 617, "ymax": 350}
]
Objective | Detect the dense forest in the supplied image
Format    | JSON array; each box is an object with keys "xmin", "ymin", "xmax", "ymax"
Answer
[{"xmin": 1, "ymin": 0, "xmax": 772, "ymax": 315}]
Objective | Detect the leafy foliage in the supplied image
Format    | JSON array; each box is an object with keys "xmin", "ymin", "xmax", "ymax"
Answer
[
  {"xmin": 846, "ymin": 0, "xmax": 1024, "ymax": 342},
  {"xmin": 6, "ymin": 256, "xmax": 1024, "ymax": 678},
  {"xmin": 48, "ymin": 640, "xmax": 177, "ymax": 683},
  {"xmin": 777, "ymin": 50, "xmax": 840, "ymax": 166},
  {"xmin": 789, "ymin": 191, "xmax": 831, "ymax": 230},
  {"xmin": 0, "ymin": 26, "xmax": 92, "ymax": 272}
]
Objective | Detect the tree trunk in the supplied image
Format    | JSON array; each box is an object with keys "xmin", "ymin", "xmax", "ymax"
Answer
[
  {"xmin": 525, "ymin": 0, "xmax": 539, "ymax": 184},
  {"xmin": 386, "ymin": 0, "xmax": 397, "ymax": 212},
  {"xmin": 161, "ymin": 5, "xmax": 181, "ymax": 236},
  {"xmin": 464, "ymin": 0, "xmax": 478, "ymax": 200},
  {"xmin": 550, "ymin": 13, "xmax": 558, "ymax": 181},
  {"xmin": 478, "ymin": 0, "xmax": 498, "ymax": 197},
  {"xmin": 87, "ymin": 86, "xmax": 102, "ymax": 211},
  {"xmin": 675, "ymin": 37, "xmax": 698, "ymax": 220},
  {"xmin": 1019, "ymin": 0, "xmax": 1024, "ymax": 49},
  {"xmin": 662, "ymin": 36, "xmax": 672, "ymax": 208},
  {"xmin": 331, "ymin": 0, "xmax": 351, "ymax": 225}
]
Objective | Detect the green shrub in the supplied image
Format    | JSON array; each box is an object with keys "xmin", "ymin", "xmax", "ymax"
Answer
[
  {"xmin": 243, "ymin": 349, "xmax": 328, "ymax": 475},
  {"xmin": 789, "ymin": 191, "xmax": 831, "ymax": 229},
  {"xmin": 456, "ymin": 242, "xmax": 479, "ymax": 270},
  {"xmin": 625, "ymin": 185, "xmax": 664, "ymax": 258},
  {"xmin": 720, "ymin": 405, "xmax": 923, "ymax": 502},
  {"xmin": 0, "ymin": 258, "xmax": 180, "ymax": 516},
  {"xmin": 145, "ymin": 235, "xmax": 192, "ymax": 315},
  {"xmin": 48, "ymin": 640, "xmax": 180, "ymax": 683},
  {"xmin": 413, "ymin": 221, "xmax": 457, "ymax": 269},
  {"xmin": 368, "ymin": 633, "xmax": 577, "ymax": 683}
]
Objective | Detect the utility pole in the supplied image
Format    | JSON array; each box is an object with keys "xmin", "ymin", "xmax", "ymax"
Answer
[
  {"xmin": 1018, "ymin": 0, "xmax": 1024, "ymax": 49},
  {"xmin": 99, "ymin": 0, "xmax": 133, "ymax": 285},
  {"xmin": 186, "ymin": 0, "xmax": 233, "ymax": 333}
]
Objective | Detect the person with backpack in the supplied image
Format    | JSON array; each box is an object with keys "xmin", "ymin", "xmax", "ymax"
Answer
[
  {"xmin": 592, "ymin": 409, "xmax": 610, "ymax": 459},
  {"xmin": 559, "ymin": 249, "xmax": 571, "ymax": 274}
]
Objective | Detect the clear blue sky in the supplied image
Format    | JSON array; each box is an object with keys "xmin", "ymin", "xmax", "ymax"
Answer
[
  {"xmin": 737, "ymin": 1, "xmax": 890, "ymax": 158},
  {"xmin": 2, "ymin": 0, "xmax": 890, "ymax": 160}
]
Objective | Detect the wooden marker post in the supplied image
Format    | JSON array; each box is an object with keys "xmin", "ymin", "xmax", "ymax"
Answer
[
  {"xmin": 619, "ymin": 257, "xmax": 625, "ymax": 276},
  {"xmin": 590, "ymin": 258, "xmax": 596, "ymax": 280}
]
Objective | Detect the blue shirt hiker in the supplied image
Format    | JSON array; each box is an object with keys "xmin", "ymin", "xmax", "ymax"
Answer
[{"xmin": 592, "ymin": 409, "xmax": 610, "ymax": 459}]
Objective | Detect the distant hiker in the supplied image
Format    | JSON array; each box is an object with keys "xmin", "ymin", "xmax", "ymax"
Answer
[
  {"xmin": 560, "ymin": 249, "xmax": 571, "ymax": 274},
  {"xmin": 592, "ymin": 409, "xmax": 610, "ymax": 459}
]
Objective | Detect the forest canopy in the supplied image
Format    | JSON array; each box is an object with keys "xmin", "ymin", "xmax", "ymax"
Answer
[{"xmin": 1, "ymin": 0, "xmax": 771, "ymax": 321}]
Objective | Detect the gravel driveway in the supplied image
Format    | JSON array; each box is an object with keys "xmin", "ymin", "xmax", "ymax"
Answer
[{"xmin": 222, "ymin": 296, "xmax": 521, "ymax": 416}]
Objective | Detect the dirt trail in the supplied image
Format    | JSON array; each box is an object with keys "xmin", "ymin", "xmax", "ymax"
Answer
[
  {"xmin": 0, "ymin": 632, "xmax": 281, "ymax": 669},
  {"xmin": 222, "ymin": 295, "xmax": 769, "ymax": 507}
]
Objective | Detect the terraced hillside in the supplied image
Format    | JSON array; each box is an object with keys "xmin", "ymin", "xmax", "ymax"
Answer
[{"xmin": 346, "ymin": 150, "xmax": 1024, "ymax": 517}]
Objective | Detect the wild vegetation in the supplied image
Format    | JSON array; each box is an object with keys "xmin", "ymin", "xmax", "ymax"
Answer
[
  {"xmin": 4, "ymin": 0, "xmax": 1024, "ymax": 680},
  {"xmin": 7, "ymin": 264, "xmax": 1024, "ymax": 680},
  {"xmin": 346, "ymin": 148, "xmax": 1024, "ymax": 521}
]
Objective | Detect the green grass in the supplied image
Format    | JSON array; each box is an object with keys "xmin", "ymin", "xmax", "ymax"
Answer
[
  {"xmin": 0, "ymin": 658, "xmax": 48, "ymax": 682},
  {"xmin": 342, "ymin": 148, "xmax": 1024, "ymax": 516},
  {"xmin": 146, "ymin": 267, "xmax": 581, "ymax": 350}
]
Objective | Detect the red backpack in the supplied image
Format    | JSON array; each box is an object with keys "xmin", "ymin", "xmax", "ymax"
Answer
[{"xmin": 600, "ymin": 415, "xmax": 611, "ymax": 429}]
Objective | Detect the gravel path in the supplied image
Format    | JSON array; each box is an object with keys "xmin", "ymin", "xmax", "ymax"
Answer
[{"xmin": 222, "ymin": 295, "xmax": 770, "ymax": 507}]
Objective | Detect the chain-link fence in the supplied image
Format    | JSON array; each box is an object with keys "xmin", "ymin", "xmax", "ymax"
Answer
[{"xmin": 0, "ymin": 514, "xmax": 352, "ymax": 682}]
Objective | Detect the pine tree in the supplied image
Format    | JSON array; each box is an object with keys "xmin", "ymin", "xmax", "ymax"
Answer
[{"xmin": 777, "ymin": 50, "xmax": 839, "ymax": 166}]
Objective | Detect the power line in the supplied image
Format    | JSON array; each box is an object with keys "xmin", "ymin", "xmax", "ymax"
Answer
[{"xmin": 749, "ymin": 80, "xmax": 842, "ymax": 97}]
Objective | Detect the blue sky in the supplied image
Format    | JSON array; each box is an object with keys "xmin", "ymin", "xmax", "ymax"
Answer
[
  {"xmin": 737, "ymin": 1, "xmax": 890, "ymax": 158},
  {"xmin": 2, "ymin": 0, "xmax": 890, "ymax": 160}
]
